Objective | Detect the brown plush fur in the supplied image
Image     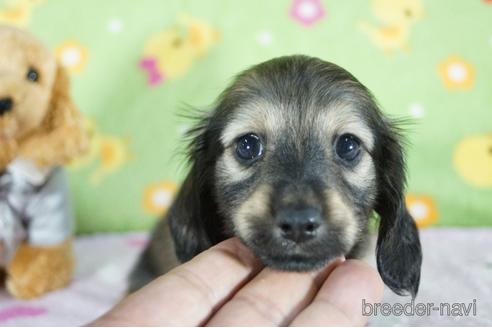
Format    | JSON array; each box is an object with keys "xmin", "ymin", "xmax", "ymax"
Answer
[
  {"xmin": 6, "ymin": 239, "xmax": 74, "ymax": 299},
  {"xmin": 17, "ymin": 66, "xmax": 88, "ymax": 166},
  {"xmin": 0, "ymin": 25, "xmax": 88, "ymax": 169},
  {"xmin": 0, "ymin": 25, "xmax": 88, "ymax": 299}
]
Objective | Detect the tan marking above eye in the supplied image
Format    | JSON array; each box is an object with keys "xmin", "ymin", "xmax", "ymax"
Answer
[
  {"xmin": 220, "ymin": 99, "xmax": 375, "ymax": 166},
  {"xmin": 220, "ymin": 99, "xmax": 285, "ymax": 147},
  {"xmin": 315, "ymin": 104, "xmax": 375, "ymax": 151}
]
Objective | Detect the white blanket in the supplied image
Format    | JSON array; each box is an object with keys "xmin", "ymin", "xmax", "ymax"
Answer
[{"xmin": 0, "ymin": 229, "xmax": 491, "ymax": 326}]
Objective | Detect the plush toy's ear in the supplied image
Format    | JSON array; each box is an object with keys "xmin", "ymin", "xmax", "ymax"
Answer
[
  {"xmin": 374, "ymin": 119, "xmax": 422, "ymax": 298},
  {"xmin": 19, "ymin": 65, "xmax": 88, "ymax": 167},
  {"xmin": 167, "ymin": 113, "xmax": 227, "ymax": 262}
]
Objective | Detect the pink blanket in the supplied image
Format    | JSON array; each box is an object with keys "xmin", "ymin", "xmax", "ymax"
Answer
[
  {"xmin": 0, "ymin": 229, "xmax": 491, "ymax": 326},
  {"xmin": 0, "ymin": 232, "xmax": 146, "ymax": 326}
]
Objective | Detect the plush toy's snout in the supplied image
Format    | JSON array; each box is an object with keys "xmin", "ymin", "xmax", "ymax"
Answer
[
  {"xmin": 0, "ymin": 76, "xmax": 27, "ymax": 118},
  {"xmin": 0, "ymin": 78, "xmax": 23, "ymax": 118},
  {"xmin": 0, "ymin": 96, "xmax": 13, "ymax": 115}
]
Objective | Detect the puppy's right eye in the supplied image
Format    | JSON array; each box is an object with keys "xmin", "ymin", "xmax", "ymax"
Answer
[
  {"xmin": 335, "ymin": 133, "xmax": 361, "ymax": 162},
  {"xmin": 235, "ymin": 133, "xmax": 264, "ymax": 162}
]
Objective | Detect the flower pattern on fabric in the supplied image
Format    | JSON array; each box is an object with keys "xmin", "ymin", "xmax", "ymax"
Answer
[
  {"xmin": 126, "ymin": 236, "xmax": 148, "ymax": 249},
  {"xmin": 69, "ymin": 119, "xmax": 131, "ymax": 185},
  {"xmin": 454, "ymin": 134, "xmax": 492, "ymax": 187},
  {"xmin": 140, "ymin": 14, "xmax": 219, "ymax": 86},
  {"xmin": 408, "ymin": 102, "xmax": 425, "ymax": 118},
  {"xmin": 139, "ymin": 57, "xmax": 164, "ymax": 86},
  {"xmin": 438, "ymin": 56, "xmax": 475, "ymax": 90},
  {"xmin": 142, "ymin": 181, "xmax": 177, "ymax": 215},
  {"xmin": 406, "ymin": 194, "xmax": 439, "ymax": 228},
  {"xmin": 0, "ymin": 306, "xmax": 47, "ymax": 322},
  {"xmin": 55, "ymin": 40, "xmax": 89, "ymax": 73},
  {"xmin": 107, "ymin": 17, "xmax": 123, "ymax": 33},
  {"xmin": 12, "ymin": 0, "xmax": 490, "ymax": 233},
  {"xmin": 91, "ymin": 136, "xmax": 131, "ymax": 184},
  {"xmin": 359, "ymin": 0, "xmax": 423, "ymax": 53},
  {"xmin": 289, "ymin": 0, "xmax": 325, "ymax": 26},
  {"xmin": 0, "ymin": 0, "xmax": 44, "ymax": 26}
]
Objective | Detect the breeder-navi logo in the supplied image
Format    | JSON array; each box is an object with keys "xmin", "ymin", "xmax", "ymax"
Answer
[{"xmin": 362, "ymin": 299, "xmax": 477, "ymax": 317}]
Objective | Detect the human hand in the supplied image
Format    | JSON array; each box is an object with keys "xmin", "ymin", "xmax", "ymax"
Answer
[{"xmin": 90, "ymin": 238, "xmax": 383, "ymax": 326}]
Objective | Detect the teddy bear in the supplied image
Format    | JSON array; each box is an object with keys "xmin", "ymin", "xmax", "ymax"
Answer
[{"xmin": 0, "ymin": 25, "xmax": 88, "ymax": 299}]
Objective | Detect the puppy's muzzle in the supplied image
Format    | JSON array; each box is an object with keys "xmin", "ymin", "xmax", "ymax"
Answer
[
  {"xmin": 0, "ymin": 97, "xmax": 13, "ymax": 116},
  {"xmin": 276, "ymin": 207, "xmax": 322, "ymax": 243}
]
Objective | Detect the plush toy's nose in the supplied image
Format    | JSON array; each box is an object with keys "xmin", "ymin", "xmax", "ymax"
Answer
[{"xmin": 0, "ymin": 97, "xmax": 13, "ymax": 115}]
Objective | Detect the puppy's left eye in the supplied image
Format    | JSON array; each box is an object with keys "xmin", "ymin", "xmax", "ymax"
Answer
[
  {"xmin": 26, "ymin": 68, "xmax": 39, "ymax": 82},
  {"xmin": 335, "ymin": 134, "xmax": 361, "ymax": 162},
  {"xmin": 235, "ymin": 133, "xmax": 264, "ymax": 162}
]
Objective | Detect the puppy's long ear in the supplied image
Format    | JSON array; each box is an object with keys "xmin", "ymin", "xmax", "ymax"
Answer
[
  {"xmin": 167, "ymin": 113, "xmax": 226, "ymax": 262},
  {"xmin": 374, "ymin": 119, "xmax": 422, "ymax": 298},
  {"xmin": 19, "ymin": 65, "xmax": 88, "ymax": 167}
]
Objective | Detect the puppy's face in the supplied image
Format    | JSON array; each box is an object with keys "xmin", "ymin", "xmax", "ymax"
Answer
[
  {"xmin": 216, "ymin": 92, "xmax": 378, "ymax": 270},
  {"xmin": 170, "ymin": 55, "xmax": 422, "ymax": 297}
]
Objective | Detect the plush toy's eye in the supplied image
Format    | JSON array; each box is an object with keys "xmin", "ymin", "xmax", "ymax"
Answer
[
  {"xmin": 335, "ymin": 134, "xmax": 361, "ymax": 162},
  {"xmin": 26, "ymin": 68, "xmax": 39, "ymax": 82},
  {"xmin": 235, "ymin": 133, "xmax": 264, "ymax": 162}
]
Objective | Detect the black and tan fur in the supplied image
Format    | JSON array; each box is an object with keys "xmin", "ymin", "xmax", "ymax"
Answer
[{"xmin": 129, "ymin": 55, "xmax": 422, "ymax": 297}]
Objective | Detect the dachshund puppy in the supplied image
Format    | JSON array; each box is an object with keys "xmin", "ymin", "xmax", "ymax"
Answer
[{"xmin": 129, "ymin": 55, "xmax": 422, "ymax": 297}]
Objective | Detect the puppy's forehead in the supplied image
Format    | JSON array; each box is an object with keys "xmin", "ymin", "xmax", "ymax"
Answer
[
  {"xmin": 218, "ymin": 56, "xmax": 379, "ymax": 150},
  {"xmin": 220, "ymin": 98, "xmax": 375, "ymax": 151}
]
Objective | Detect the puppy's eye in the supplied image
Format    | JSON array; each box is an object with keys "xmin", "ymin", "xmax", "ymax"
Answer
[
  {"xmin": 335, "ymin": 134, "xmax": 361, "ymax": 162},
  {"xmin": 26, "ymin": 68, "xmax": 39, "ymax": 82},
  {"xmin": 235, "ymin": 133, "xmax": 264, "ymax": 162}
]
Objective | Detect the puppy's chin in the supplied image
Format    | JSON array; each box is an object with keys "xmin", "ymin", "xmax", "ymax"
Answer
[
  {"xmin": 238, "ymin": 234, "xmax": 346, "ymax": 272},
  {"xmin": 258, "ymin": 253, "xmax": 341, "ymax": 272}
]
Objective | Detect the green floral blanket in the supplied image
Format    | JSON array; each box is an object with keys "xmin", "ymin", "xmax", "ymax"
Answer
[{"xmin": 2, "ymin": 0, "xmax": 490, "ymax": 232}]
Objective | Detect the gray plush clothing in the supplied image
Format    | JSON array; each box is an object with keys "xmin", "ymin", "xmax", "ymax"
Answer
[{"xmin": 0, "ymin": 159, "xmax": 73, "ymax": 266}]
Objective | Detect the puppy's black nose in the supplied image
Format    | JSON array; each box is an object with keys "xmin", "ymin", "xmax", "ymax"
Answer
[
  {"xmin": 0, "ymin": 97, "xmax": 13, "ymax": 115},
  {"xmin": 277, "ymin": 208, "xmax": 322, "ymax": 243}
]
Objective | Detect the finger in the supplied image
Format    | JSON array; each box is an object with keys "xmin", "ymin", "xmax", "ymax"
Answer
[
  {"xmin": 289, "ymin": 260, "xmax": 384, "ymax": 327},
  {"xmin": 90, "ymin": 238, "xmax": 262, "ymax": 326},
  {"xmin": 206, "ymin": 258, "xmax": 344, "ymax": 326}
]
